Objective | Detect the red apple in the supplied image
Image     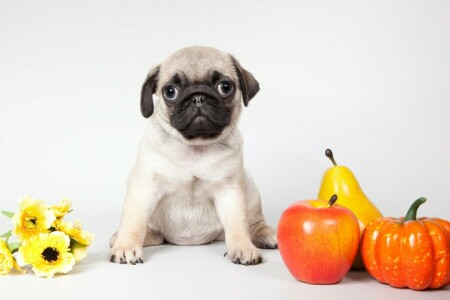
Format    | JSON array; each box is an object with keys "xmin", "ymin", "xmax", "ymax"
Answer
[{"xmin": 277, "ymin": 195, "xmax": 360, "ymax": 284}]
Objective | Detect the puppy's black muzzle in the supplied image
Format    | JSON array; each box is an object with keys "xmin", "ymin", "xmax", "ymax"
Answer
[{"xmin": 170, "ymin": 90, "xmax": 232, "ymax": 140}]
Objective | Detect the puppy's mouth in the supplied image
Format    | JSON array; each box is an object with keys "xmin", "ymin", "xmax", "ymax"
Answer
[
  {"xmin": 181, "ymin": 112, "xmax": 224, "ymax": 139},
  {"xmin": 191, "ymin": 114, "xmax": 209, "ymax": 126}
]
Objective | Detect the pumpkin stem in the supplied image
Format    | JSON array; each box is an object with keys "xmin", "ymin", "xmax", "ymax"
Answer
[
  {"xmin": 327, "ymin": 194, "xmax": 338, "ymax": 207},
  {"xmin": 404, "ymin": 197, "xmax": 427, "ymax": 221}
]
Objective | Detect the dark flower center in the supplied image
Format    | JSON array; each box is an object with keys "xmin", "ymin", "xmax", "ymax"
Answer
[
  {"xmin": 42, "ymin": 247, "xmax": 59, "ymax": 263},
  {"xmin": 26, "ymin": 217, "xmax": 38, "ymax": 229}
]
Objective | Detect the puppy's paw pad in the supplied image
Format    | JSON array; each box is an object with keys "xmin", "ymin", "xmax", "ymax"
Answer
[{"xmin": 226, "ymin": 245, "xmax": 262, "ymax": 266}]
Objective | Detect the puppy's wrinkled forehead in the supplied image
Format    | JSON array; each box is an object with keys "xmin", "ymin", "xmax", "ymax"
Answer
[{"xmin": 158, "ymin": 46, "xmax": 236, "ymax": 85}]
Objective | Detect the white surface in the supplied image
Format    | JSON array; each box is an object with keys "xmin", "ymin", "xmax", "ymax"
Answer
[
  {"xmin": 0, "ymin": 0, "xmax": 449, "ymax": 299},
  {"xmin": 1, "ymin": 239, "xmax": 449, "ymax": 300}
]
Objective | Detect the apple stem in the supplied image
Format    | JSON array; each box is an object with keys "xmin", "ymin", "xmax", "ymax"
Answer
[
  {"xmin": 325, "ymin": 149, "xmax": 338, "ymax": 166},
  {"xmin": 404, "ymin": 197, "xmax": 426, "ymax": 221},
  {"xmin": 328, "ymin": 194, "xmax": 338, "ymax": 207}
]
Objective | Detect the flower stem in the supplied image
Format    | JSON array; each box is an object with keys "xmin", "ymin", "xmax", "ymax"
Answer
[{"xmin": 2, "ymin": 230, "xmax": 12, "ymax": 244}]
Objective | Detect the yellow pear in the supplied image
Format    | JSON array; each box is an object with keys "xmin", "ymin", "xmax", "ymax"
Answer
[{"xmin": 318, "ymin": 149, "xmax": 383, "ymax": 269}]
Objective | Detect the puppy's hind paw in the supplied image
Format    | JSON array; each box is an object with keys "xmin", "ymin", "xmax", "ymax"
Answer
[{"xmin": 252, "ymin": 225, "xmax": 278, "ymax": 249}]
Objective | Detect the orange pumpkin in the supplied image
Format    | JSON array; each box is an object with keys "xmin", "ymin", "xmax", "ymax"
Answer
[{"xmin": 361, "ymin": 197, "xmax": 450, "ymax": 290}]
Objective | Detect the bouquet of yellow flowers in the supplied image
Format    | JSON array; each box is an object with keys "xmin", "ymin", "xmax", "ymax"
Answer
[{"xmin": 1, "ymin": 196, "xmax": 94, "ymax": 278}]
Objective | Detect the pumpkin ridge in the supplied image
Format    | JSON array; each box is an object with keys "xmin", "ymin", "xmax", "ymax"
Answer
[{"xmin": 425, "ymin": 220, "xmax": 450, "ymax": 288}]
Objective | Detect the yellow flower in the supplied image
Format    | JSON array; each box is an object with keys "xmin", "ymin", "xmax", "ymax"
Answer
[
  {"xmin": 51, "ymin": 198, "xmax": 72, "ymax": 218},
  {"xmin": 17, "ymin": 232, "xmax": 75, "ymax": 278},
  {"xmin": 0, "ymin": 239, "xmax": 22, "ymax": 275},
  {"xmin": 12, "ymin": 196, "xmax": 56, "ymax": 242},
  {"xmin": 55, "ymin": 220, "xmax": 94, "ymax": 246},
  {"xmin": 70, "ymin": 240, "xmax": 88, "ymax": 262},
  {"xmin": 0, "ymin": 239, "xmax": 13, "ymax": 275}
]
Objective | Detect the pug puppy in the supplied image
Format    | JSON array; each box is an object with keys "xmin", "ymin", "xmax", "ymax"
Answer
[{"xmin": 110, "ymin": 46, "xmax": 277, "ymax": 266}]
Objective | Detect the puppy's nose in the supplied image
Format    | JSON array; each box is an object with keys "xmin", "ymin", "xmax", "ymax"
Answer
[{"xmin": 192, "ymin": 94, "xmax": 205, "ymax": 107}]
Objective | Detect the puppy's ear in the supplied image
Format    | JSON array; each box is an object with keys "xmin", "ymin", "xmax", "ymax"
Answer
[
  {"xmin": 140, "ymin": 66, "xmax": 160, "ymax": 118},
  {"xmin": 230, "ymin": 56, "xmax": 260, "ymax": 107}
]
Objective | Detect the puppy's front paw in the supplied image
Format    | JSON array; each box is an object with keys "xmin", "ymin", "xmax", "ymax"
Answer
[
  {"xmin": 110, "ymin": 240, "xmax": 144, "ymax": 265},
  {"xmin": 225, "ymin": 245, "xmax": 262, "ymax": 266}
]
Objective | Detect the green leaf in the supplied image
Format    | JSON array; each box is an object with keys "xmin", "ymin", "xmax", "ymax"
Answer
[
  {"xmin": 1, "ymin": 211, "xmax": 15, "ymax": 218},
  {"xmin": 0, "ymin": 230, "xmax": 12, "ymax": 238},
  {"xmin": 8, "ymin": 242, "xmax": 21, "ymax": 253},
  {"xmin": 67, "ymin": 209, "xmax": 74, "ymax": 214}
]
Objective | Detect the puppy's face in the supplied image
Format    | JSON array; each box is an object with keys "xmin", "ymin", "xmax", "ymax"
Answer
[
  {"xmin": 162, "ymin": 69, "xmax": 235, "ymax": 140},
  {"xmin": 141, "ymin": 46, "xmax": 259, "ymax": 144}
]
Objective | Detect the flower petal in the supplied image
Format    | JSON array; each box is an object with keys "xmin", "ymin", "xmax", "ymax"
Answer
[{"xmin": 0, "ymin": 239, "xmax": 14, "ymax": 275}]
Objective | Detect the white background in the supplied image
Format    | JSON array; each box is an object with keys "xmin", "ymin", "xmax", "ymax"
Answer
[{"xmin": 0, "ymin": 0, "xmax": 449, "ymax": 299}]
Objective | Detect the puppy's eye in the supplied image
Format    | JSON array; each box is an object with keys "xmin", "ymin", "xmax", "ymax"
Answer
[
  {"xmin": 164, "ymin": 85, "xmax": 179, "ymax": 101},
  {"xmin": 217, "ymin": 81, "xmax": 233, "ymax": 96}
]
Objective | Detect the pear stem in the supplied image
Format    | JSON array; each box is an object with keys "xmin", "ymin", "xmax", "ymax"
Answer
[
  {"xmin": 327, "ymin": 194, "xmax": 338, "ymax": 207},
  {"xmin": 404, "ymin": 197, "xmax": 426, "ymax": 221},
  {"xmin": 325, "ymin": 149, "xmax": 338, "ymax": 166}
]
